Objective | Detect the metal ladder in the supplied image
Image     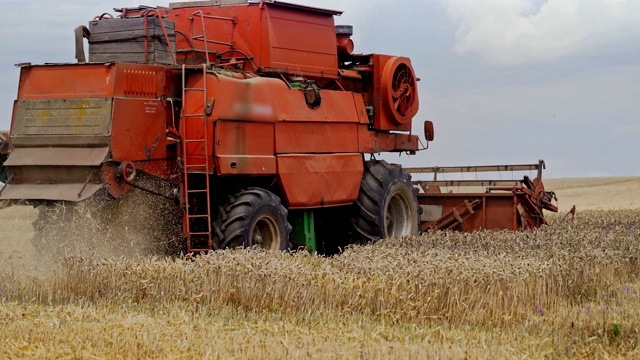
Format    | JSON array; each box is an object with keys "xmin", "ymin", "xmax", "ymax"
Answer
[{"xmin": 180, "ymin": 63, "xmax": 213, "ymax": 252}]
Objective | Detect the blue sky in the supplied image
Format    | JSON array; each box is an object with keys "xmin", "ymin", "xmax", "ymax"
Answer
[{"xmin": 0, "ymin": 0, "xmax": 638, "ymax": 178}]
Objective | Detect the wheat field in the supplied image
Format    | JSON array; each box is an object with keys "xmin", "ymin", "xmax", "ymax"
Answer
[{"xmin": 1, "ymin": 178, "xmax": 639, "ymax": 359}]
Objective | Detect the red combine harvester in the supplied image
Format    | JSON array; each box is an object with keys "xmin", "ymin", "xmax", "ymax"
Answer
[{"xmin": 0, "ymin": 0, "xmax": 556, "ymax": 255}]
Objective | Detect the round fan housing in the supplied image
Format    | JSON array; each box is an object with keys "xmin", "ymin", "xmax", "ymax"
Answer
[{"xmin": 380, "ymin": 57, "xmax": 419, "ymax": 127}]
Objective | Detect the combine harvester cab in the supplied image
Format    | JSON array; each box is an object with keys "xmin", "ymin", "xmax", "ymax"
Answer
[{"xmin": 0, "ymin": 0, "xmax": 558, "ymax": 257}]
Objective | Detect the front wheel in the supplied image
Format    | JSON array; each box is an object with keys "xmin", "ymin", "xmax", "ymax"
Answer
[
  {"xmin": 216, "ymin": 188, "xmax": 291, "ymax": 251},
  {"xmin": 351, "ymin": 160, "xmax": 419, "ymax": 241}
]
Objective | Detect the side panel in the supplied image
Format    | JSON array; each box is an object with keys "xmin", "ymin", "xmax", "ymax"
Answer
[
  {"xmin": 10, "ymin": 98, "xmax": 112, "ymax": 147},
  {"xmin": 208, "ymin": 75, "xmax": 364, "ymax": 124},
  {"xmin": 168, "ymin": 5, "xmax": 339, "ymax": 78},
  {"xmin": 275, "ymin": 90, "xmax": 364, "ymax": 123},
  {"xmin": 417, "ymin": 194, "xmax": 518, "ymax": 231},
  {"xmin": 111, "ymin": 98, "xmax": 169, "ymax": 178},
  {"xmin": 215, "ymin": 121, "xmax": 276, "ymax": 175},
  {"xmin": 17, "ymin": 64, "xmax": 116, "ymax": 99},
  {"xmin": 277, "ymin": 153, "xmax": 363, "ymax": 208},
  {"xmin": 275, "ymin": 122, "xmax": 358, "ymax": 154},
  {"xmin": 357, "ymin": 124, "xmax": 420, "ymax": 153},
  {"xmin": 264, "ymin": 6, "xmax": 339, "ymax": 78}
]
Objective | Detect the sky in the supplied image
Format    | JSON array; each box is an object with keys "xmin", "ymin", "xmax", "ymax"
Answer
[{"xmin": 0, "ymin": 0, "xmax": 638, "ymax": 178}]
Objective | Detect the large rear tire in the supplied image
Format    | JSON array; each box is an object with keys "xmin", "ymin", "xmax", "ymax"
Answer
[
  {"xmin": 352, "ymin": 160, "xmax": 419, "ymax": 241},
  {"xmin": 216, "ymin": 188, "xmax": 291, "ymax": 251}
]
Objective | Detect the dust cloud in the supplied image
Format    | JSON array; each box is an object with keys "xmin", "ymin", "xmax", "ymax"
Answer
[{"xmin": 0, "ymin": 190, "xmax": 182, "ymax": 277}]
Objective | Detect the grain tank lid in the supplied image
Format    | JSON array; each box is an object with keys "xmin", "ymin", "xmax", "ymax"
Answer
[{"xmin": 169, "ymin": 0, "xmax": 343, "ymax": 15}]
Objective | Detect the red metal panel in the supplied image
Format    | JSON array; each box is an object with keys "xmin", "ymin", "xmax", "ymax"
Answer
[
  {"xmin": 215, "ymin": 121, "xmax": 274, "ymax": 155},
  {"xmin": 111, "ymin": 98, "xmax": 169, "ymax": 178},
  {"xmin": 265, "ymin": 7, "xmax": 339, "ymax": 78},
  {"xmin": 208, "ymin": 74, "xmax": 363, "ymax": 124},
  {"xmin": 215, "ymin": 121, "xmax": 276, "ymax": 175},
  {"xmin": 116, "ymin": 67, "xmax": 163, "ymax": 98},
  {"xmin": 216, "ymin": 155, "xmax": 276, "ymax": 175},
  {"xmin": 277, "ymin": 153, "xmax": 363, "ymax": 208},
  {"xmin": 275, "ymin": 122, "xmax": 358, "ymax": 154},
  {"xmin": 353, "ymin": 93, "xmax": 370, "ymax": 125},
  {"xmin": 276, "ymin": 90, "xmax": 363, "ymax": 122},
  {"xmin": 169, "ymin": 6, "xmax": 258, "ymax": 66},
  {"xmin": 395, "ymin": 133, "xmax": 419, "ymax": 151},
  {"xmin": 206, "ymin": 75, "xmax": 281, "ymax": 122},
  {"xmin": 358, "ymin": 125, "xmax": 419, "ymax": 153},
  {"xmin": 17, "ymin": 64, "xmax": 116, "ymax": 99},
  {"xmin": 418, "ymin": 193, "xmax": 519, "ymax": 231},
  {"xmin": 167, "ymin": 4, "xmax": 339, "ymax": 79},
  {"xmin": 17, "ymin": 63, "xmax": 166, "ymax": 100},
  {"xmin": 358, "ymin": 125, "xmax": 394, "ymax": 153}
]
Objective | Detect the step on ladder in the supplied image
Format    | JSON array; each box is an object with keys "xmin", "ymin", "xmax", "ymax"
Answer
[{"xmin": 180, "ymin": 64, "xmax": 214, "ymax": 253}]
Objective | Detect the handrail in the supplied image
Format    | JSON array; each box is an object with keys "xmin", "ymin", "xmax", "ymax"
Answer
[
  {"xmin": 143, "ymin": 10, "xmax": 177, "ymax": 65},
  {"xmin": 405, "ymin": 160, "xmax": 544, "ymax": 174},
  {"xmin": 413, "ymin": 180, "xmax": 523, "ymax": 188},
  {"xmin": 405, "ymin": 160, "xmax": 546, "ymax": 181}
]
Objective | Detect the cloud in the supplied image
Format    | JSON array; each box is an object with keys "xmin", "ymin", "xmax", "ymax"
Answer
[
  {"xmin": 444, "ymin": 0, "xmax": 640, "ymax": 65},
  {"xmin": 612, "ymin": 123, "xmax": 639, "ymax": 137}
]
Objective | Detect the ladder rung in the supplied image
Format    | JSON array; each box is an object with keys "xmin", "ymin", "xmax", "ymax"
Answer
[
  {"xmin": 184, "ymin": 139, "xmax": 206, "ymax": 143},
  {"xmin": 183, "ymin": 114, "xmax": 206, "ymax": 118},
  {"xmin": 184, "ymin": 88, "xmax": 206, "ymax": 91},
  {"xmin": 188, "ymin": 214, "xmax": 210, "ymax": 219},
  {"xmin": 185, "ymin": 167, "xmax": 208, "ymax": 171},
  {"xmin": 189, "ymin": 232, "xmax": 212, "ymax": 236},
  {"xmin": 187, "ymin": 189, "xmax": 209, "ymax": 193}
]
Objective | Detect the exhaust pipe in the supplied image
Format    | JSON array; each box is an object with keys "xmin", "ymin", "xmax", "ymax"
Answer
[{"xmin": 74, "ymin": 25, "xmax": 91, "ymax": 63}]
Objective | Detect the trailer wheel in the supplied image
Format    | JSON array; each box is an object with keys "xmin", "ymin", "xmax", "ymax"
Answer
[
  {"xmin": 352, "ymin": 160, "xmax": 419, "ymax": 241},
  {"xmin": 217, "ymin": 188, "xmax": 291, "ymax": 251}
]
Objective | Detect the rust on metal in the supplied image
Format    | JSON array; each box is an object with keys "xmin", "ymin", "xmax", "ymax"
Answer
[{"xmin": 413, "ymin": 160, "xmax": 558, "ymax": 232}]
